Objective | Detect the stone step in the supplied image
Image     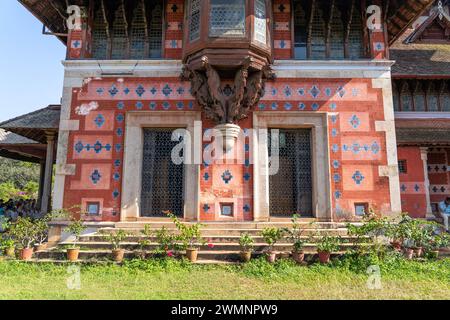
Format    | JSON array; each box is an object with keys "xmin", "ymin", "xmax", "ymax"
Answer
[
  {"xmin": 114, "ymin": 221, "xmax": 346, "ymax": 230},
  {"xmin": 77, "ymin": 234, "xmax": 368, "ymax": 243},
  {"xmin": 59, "ymin": 241, "xmax": 372, "ymax": 252},
  {"xmin": 96, "ymin": 227, "xmax": 350, "ymax": 237}
]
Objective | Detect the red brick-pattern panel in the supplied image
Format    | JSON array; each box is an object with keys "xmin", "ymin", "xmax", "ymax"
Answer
[
  {"xmin": 165, "ymin": 0, "xmax": 184, "ymax": 59},
  {"xmin": 397, "ymin": 147, "xmax": 428, "ymax": 218},
  {"xmin": 273, "ymin": 0, "xmax": 292, "ymax": 59}
]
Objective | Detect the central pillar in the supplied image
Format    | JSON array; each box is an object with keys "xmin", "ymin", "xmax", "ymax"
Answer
[
  {"xmin": 41, "ymin": 132, "xmax": 56, "ymax": 214},
  {"xmin": 420, "ymin": 147, "xmax": 433, "ymax": 219}
]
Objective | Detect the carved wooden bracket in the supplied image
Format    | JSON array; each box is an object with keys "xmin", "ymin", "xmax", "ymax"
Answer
[{"xmin": 182, "ymin": 56, "xmax": 274, "ymax": 124}]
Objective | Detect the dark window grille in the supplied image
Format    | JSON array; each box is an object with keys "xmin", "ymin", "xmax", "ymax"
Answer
[
  {"xmin": 130, "ymin": 0, "xmax": 148, "ymax": 59},
  {"xmin": 141, "ymin": 129, "xmax": 184, "ymax": 217},
  {"xmin": 149, "ymin": 4, "xmax": 163, "ymax": 58},
  {"xmin": 398, "ymin": 160, "xmax": 408, "ymax": 174},
  {"xmin": 268, "ymin": 129, "xmax": 313, "ymax": 217}
]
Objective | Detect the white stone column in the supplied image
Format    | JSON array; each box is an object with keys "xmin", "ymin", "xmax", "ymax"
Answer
[
  {"xmin": 41, "ymin": 132, "xmax": 56, "ymax": 214},
  {"xmin": 420, "ymin": 147, "xmax": 433, "ymax": 219},
  {"xmin": 36, "ymin": 160, "xmax": 46, "ymax": 209}
]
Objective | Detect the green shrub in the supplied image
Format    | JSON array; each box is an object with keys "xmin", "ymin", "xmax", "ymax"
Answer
[
  {"xmin": 239, "ymin": 233, "xmax": 254, "ymax": 252},
  {"xmin": 261, "ymin": 228, "xmax": 284, "ymax": 252}
]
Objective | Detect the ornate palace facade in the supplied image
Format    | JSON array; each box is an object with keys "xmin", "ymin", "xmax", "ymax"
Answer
[{"xmin": 1, "ymin": 0, "xmax": 448, "ymax": 226}]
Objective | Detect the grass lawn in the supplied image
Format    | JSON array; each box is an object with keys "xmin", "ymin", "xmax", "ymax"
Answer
[{"xmin": 0, "ymin": 257, "xmax": 449, "ymax": 300}]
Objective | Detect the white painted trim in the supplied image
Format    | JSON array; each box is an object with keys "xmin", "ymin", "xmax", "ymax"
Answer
[
  {"xmin": 395, "ymin": 112, "xmax": 450, "ymax": 119},
  {"xmin": 62, "ymin": 60, "xmax": 183, "ymax": 78},
  {"xmin": 121, "ymin": 111, "xmax": 202, "ymax": 222},
  {"xmin": 273, "ymin": 60, "xmax": 395, "ymax": 79},
  {"xmin": 253, "ymin": 112, "xmax": 332, "ymax": 221}
]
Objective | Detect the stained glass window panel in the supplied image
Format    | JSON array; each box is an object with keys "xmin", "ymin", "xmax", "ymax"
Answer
[
  {"xmin": 254, "ymin": 0, "xmax": 267, "ymax": 44},
  {"xmin": 209, "ymin": 0, "xmax": 246, "ymax": 37},
  {"xmin": 189, "ymin": 0, "xmax": 201, "ymax": 41}
]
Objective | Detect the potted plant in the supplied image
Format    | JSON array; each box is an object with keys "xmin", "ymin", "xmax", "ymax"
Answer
[
  {"xmin": 8, "ymin": 217, "xmax": 38, "ymax": 261},
  {"xmin": 239, "ymin": 233, "xmax": 254, "ymax": 262},
  {"xmin": 34, "ymin": 216, "xmax": 51, "ymax": 252},
  {"xmin": 283, "ymin": 214, "xmax": 306, "ymax": 264},
  {"xmin": 166, "ymin": 211, "xmax": 205, "ymax": 262},
  {"xmin": 403, "ymin": 242, "xmax": 415, "ymax": 260},
  {"xmin": 64, "ymin": 218, "xmax": 86, "ymax": 262},
  {"xmin": 427, "ymin": 233, "xmax": 449, "ymax": 259},
  {"xmin": 154, "ymin": 226, "xmax": 176, "ymax": 258},
  {"xmin": 106, "ymin": 230, "xmax": 129, "ymax": 262},
  {"xmin": 2, "ymin": 238, "xmax": 15, "ymax": 258},
  {"xmin": 384, "ymin": 213, "xmax": 411, "ymax": 251},
  {"xmin": 316, "ymin": 235, "xmax": 340, "ymax": 264},
  {"xmin": 261, "ymin": 227, "xmax": 284, "ymax": 263},
  {"xmin": 411, "ymin": 222, "xmax": 432, "ymax": 258},
  {"xmin": 136, "ymin": 224, "xmax": 152, "ymax": 259}
]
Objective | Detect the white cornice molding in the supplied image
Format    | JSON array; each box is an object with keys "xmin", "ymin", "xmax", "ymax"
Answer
[
  {"xmin": 395, "ymin": 112, "xmax": 450, "ymax": 119},
  {"xmin": 62, "ymin": 59, "xmax": 183, "ymax": 77},
  {"xmin": 273, "ymin": 60, "xmax": 395, "ymax": 79}
]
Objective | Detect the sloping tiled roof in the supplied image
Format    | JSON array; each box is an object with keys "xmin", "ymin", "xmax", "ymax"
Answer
[
  {"xmin": 0, "ymin": 130, "xmax": 46, "ymax": 163},
  {"xmin": 396, "ymin": 118, "xmax": 450, "ymax": 145},
  {"xmin": 0, "ymin": 105, "xmax": 60, "ymax": 144},
  {"xmin": 0, "ymin": 129, "xmax": 38, "ymax": 145},
  {"xmin": 390, "ymin": 29, "xmax": 450, "ymax": 77},
  {"xmin": 396, "ymin": 128, "xmax": 450, "ymax": 145}
]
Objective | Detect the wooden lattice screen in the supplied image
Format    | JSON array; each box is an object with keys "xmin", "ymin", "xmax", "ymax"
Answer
[
  {"xmin": 91, "ymin": 0, "xmax": 163, "ymax": 60},
  {"xmin": 293, "ymin": 0, "xmax": 365, "ymax": 60}
]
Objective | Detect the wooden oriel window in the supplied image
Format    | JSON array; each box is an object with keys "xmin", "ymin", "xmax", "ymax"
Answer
[{"xmin": 292, "ymin": 0, "xmax": 366, "ymax": 60}]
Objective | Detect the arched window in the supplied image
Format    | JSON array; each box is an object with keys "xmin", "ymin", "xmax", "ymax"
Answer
[
  {"xmin": 400, "ymin": 81, "xmax": 413, "ymax": 112},
  {"xmin": 130, "ymin": 0, "xmax": 148, "ymax": 59},
  {"xmin": 427, "ymin": 82, "xmax": 440, "ymax": 111},
  {"xmin": 149, "ymin": 4, "xmax": 163, "ymax": 58},
  {"xmin": 310, "ymin": 7, "xmax": 326, "ymax": 59},
  {"xmin": 293, "ymin": 1, "xmax": 308, "ymax": 59},
  {"xmin": 329, "ymin": 7, "xmax": 345, "ymax": 59},
  {"xmin": 111, "ymin": 2, "xmax": 129, "ymax": 59},
  {"xmin": 189, "ymin": 0, "xmax": 201, "ymax": 42},
  {"xmin": 439, "ymin": 81, "xmax": 450, "ymax": 112},
  {"xmin": 348, "ymin": 5, "xmax": 364, "ymax": 59},
  {"xmin": 92, "ymin": 1, "xmax": 109, "ymax": 59},
  {"xmin": 90, "ymin": 0, "xmax": 163, "ymax": 60},
  {"xmin": 392, "ymin": 82, "xmax": 400, "ymax": 112},
  {"xmin": 413, "ymin": 81, "xmax": 426, "ymax": 112}
]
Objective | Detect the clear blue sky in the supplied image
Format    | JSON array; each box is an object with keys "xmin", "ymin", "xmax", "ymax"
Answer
[{"xmin": 0, "ymin": 0, "xmax": 66, "ymax": 122}]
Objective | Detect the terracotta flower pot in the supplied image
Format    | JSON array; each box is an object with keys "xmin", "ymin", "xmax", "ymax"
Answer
[
  {"xmin": 5, "ymin": 247, "xmax": 15, "ymax": 258},
  {"xmin": 414, "ymin": 247, "xmax": 423, "ymax": 258},
  {"xmin": 430, "ymin": 250, "xmax": 440, "ymax": 259},
  {"xmin": 292, "ymin": 251, "xmax": 305, "ymax": 264},
  {"xmin": 186, "ymin": 248, "xmax": 199, "ymax": 263},
  {"xmin": 266, "ymin": 252, "xmax": 277, "ymax": 263},
  {"xmin": 318, "ymin": 251, "xmax": 331, "ymax": 264},
  {"xmin": 240, "ymin": 250, "xmax": 252, "ymax": 262},
  {"xmin": 390, "ymin": 241, "xmax": 402, "ymax": 251},
  {"xmin": 20, "ymin": 248, "xmax": 34, "ymax": 261},
  {"xmin": 112, "ymin": 249, "xmax": 125, "ymax": 262},
  {"xmin": 67, "ymin": 248, "xmax": 80, "ymax": 262},
  {"xmin": 404, "ymin": 248, "xmax": 414, "ymax": 260}
]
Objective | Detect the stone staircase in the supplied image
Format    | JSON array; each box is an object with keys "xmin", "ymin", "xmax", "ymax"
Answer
[{"xmin": 35, "ymin": 221, "xmax": 378, "ymax": 263}]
